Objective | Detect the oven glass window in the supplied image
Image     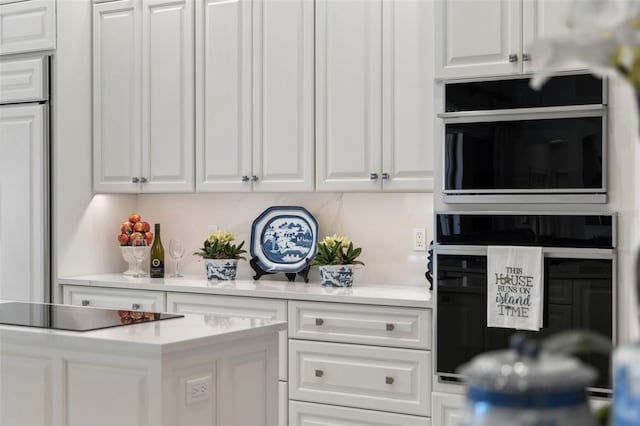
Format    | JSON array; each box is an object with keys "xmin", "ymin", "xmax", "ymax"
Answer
[{"xmin": 444, "ymin": 117, "xmax": 603, "ymax": 191}]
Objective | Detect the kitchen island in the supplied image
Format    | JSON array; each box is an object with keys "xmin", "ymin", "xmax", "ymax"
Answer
[{"xmin": 0, "ymin": 302, "xmax": 285, "ymax": 426}]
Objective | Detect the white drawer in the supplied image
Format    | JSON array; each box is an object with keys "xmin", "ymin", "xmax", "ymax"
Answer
[
  {"xmin": 289, "ymin": 340, "xmax": 431, "ymax": 416},
  {"xmin": 288, "ymin": 301, "xmax": 431, "ymax": 350},
  {"xmin": 0, "ymin": 54, "xmax": 46, "ymax": 103},
  {"xmin": 289, "ymin": 401, "xmax": 430, "ymax": 426},
  {"xmin": 0, "ymin": 0, "xmax": 55, "ymax": 55},
  {"xmin": 62, "ymin": 285, "xmax": 165, "ymax": 312},
  {"xmin": 167, "ymin": 292, "xmax": 288, "ymax": 381}
]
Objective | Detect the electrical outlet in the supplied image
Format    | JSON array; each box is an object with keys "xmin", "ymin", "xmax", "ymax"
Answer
[
  {"xmin": 413, "ymin": 228, "xmax": 426, "ymax": 251},
  {"xmin": 207, "ymin": 224, "xmax": 218, "ymax": 234},
  {"xmin": 186, "ymin": 376, "xmax": 211, "ymax": 404}
]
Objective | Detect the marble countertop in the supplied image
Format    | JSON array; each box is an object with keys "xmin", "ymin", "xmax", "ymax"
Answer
[
  {"xmin": 0, "ymin": 302, "xmax": 286, "ymax": 355},
  {"xmin": 58, "ymin": 274, "xmax": 433, "ymax": 308}
]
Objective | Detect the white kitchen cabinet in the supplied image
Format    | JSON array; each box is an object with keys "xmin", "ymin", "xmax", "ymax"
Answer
[
  {"xmin": 93, "ymin": 0, "xmax": 194, "ymax": 193},
  {"xmin": 0, "ymin": 55, "xmax": 47, "ymax": 103},
  {"xmin": 316, "ymin": 0, "xmax": 433, "ymax": 192},
  {"xmin": 0, "ymin": 0, "xmax": 55, "ymax": 55},
  {"xmin": 290, "ymin": 401, "xmax": 431, "ymax": 426},
  {"xmin": 432, "ymin": 392, "xmax": 466, "ymax": 426},
  {"xmin": 0, "ymin": 104, "xmax": 46, "ymax": 302},
  {"xmin": 435, "ymin": 0, "xmax": 579, "ymax": 79},
  {"xmin": 196, "ymin": 0, "xmax": 314, "ymax": 192},
  {"xmin": 62, "ymin": 285, "xmax": 166, "ymax": 311}
]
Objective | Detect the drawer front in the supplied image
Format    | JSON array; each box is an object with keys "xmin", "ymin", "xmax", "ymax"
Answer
[
  {"xmin": 167, "ymin": 292, "xmax": 288, "ymax": 381},
  {"xmin": 288, "ymin": 301, "xmax": 431, "ymax": 349},
  {"xmin": 0, "ymin": 54, "xmax": 46, "ymax": 103},
  {"xmin": 62, "ymin": 285, "xmax": 165, "ymax": 312},
  {"xmin": 0, "ymin": 0, "xmax": 55, "ymax": 55},
  {"xmin": 290, "ymin": 401, "xmax": 430, "ymax": 426},
  {"xmin": 289, "ymin": 340, "xmax": 431, "ymax": 416}
]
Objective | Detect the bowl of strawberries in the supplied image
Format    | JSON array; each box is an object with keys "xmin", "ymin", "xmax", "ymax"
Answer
[{"xmin": 118, "ymin": 213, "xmax": 153, "ymax": 275}]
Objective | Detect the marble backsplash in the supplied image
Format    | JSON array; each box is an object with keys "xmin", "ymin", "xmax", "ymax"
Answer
[{"xmin": 135, "ymin": 193, "xmax": 434, "ymax": 286}]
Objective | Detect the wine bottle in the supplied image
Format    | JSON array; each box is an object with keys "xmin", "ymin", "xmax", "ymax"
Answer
[{"xmin": 149, "ymin": 223, "xmax": 165, "ymax": 278}]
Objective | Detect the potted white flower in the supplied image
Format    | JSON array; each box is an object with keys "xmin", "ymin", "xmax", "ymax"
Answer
[
  {"xmin": 310, "ymin": 235, "xmax": 364, "ymax": 287},
  {"xmin": 193, "ymin": 231, "xmax": 246, "ymax": 281}
]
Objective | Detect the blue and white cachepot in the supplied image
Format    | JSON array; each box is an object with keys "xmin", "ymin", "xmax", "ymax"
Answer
[
  {"xmin": 319, "ymin": 265, "xmax": 354, "ymax": 287},
  {"xmin": 205, "ymin": 259, "xmax": 238, "ymax": 281}
]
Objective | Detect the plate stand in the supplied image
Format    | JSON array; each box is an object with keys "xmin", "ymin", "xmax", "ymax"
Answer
[{"xmin": 250, "ymin": 257, "xmax": 311, "ymax": 283}]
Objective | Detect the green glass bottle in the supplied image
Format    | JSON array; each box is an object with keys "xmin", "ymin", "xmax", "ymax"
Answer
[{"xmin": 149, "ymin": 223, "xmax": 164, "ymax": 278}]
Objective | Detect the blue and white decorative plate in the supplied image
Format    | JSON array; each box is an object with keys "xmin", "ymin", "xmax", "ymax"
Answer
[{"xmin": 250, "ymin": 206, "xmax": 318, "ymax": 273}]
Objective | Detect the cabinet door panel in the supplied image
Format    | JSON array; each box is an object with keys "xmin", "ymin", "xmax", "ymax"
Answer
[
  {"xmin": 141, "ymin": 0, "xmax": 194, "ymax": 192},
  {"xmin": 432, "ymin": 392, "xmax": 466, "ymax": 426},
  {"xmin": 435, "ymin": 0, "xmax": 521, "ymax": 79},
  {"xmin": 382, "ymin": 0, "xmax": 434, "ymax": 192},
  {"xmin": 93, "ymin": 0, "xmax": 141, "ymax": 193},
  {"xmin": 0, "ymin": 104, "xmax": 46, "ymax": 302},
  {"xmin": 0, "ymin": 0, "xmax": 55, "ymax": 55},
  {"xmin": 315, "ymin": 0, "xmax": 382, "ymax": 192},
  {"xmin": 196, "ymin": 0, "xmax": 252, "ymax": 192},
  {"xmin": 252, "ymin": 0, "xmax": 314, "ymax": 192}
]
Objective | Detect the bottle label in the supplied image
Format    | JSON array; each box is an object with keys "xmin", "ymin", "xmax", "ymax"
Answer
[{"xmin": 150, "ymin": 259, "xmax": 164, "ymax": 277}]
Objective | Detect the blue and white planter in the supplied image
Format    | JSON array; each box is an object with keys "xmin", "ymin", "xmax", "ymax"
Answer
[
  {"xmin": 319, "ymin": 265, "xmax": 354, "ymax": 287},
  {"xmin": 205, "ymin": 259, "xmax": 238, "ymax": 281}
]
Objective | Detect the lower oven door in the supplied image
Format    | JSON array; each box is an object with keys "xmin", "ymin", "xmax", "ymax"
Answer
[{"xmin": 435, "ymin": 247, "xmax": 615, "ymax": 392}]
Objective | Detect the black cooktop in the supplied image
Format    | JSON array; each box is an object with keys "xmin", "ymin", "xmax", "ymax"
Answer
[{"xmin": 0, "ymin": 302, "xmax": 183, "ymax": 332}]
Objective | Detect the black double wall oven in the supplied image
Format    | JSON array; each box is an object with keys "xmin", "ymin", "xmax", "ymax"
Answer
[{"xmin": 434, "ymin": 213, "xmax": 615, "ymax": 393}]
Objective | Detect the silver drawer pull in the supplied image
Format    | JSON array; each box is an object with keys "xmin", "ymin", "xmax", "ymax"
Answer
[
  {"xmin": 81, "ymin": 300, "xmax": 90, "ymax": 306},
  {"xmin": 315, "ymin": 318, "xmax": 324, "ymax": 326},
  {"xmin": 386, "ymin": 323, "xmax": 395, "ymax": 331},
  {"xmin": 131, "ymin": 303, "xmax": 140, "ymax": 310},
  {"xmin": 315, "ymin": 369, "xmax": 324, "ymax": 378},
  {"xmin": 508, "ymin": 53, "xmax": 518, "ymax": 63},
  {"xmin": 385, "ymin": 376, "xmax": 394, "ymax": 385}
]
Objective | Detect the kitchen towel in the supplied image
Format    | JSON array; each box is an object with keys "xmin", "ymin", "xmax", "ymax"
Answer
[{"xmin": 487, "ymin": 246, "xmax": 544, "ymax": 331}]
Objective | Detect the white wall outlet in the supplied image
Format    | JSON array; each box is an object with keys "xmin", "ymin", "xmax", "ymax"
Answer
[
  {"xmin": 413, "ymin": 228, "xmax": 427, "ymax": 251},
  {"xmin": 207, "ymin": 224, "xmax": 218, "ymax": 234},
  {"xmin": 186, "ymin": 376, "xmax": 211, "ymax": 404}
]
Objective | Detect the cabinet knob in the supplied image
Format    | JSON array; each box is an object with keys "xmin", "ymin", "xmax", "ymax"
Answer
[
  {"xmin": 508, "ymin": 54, "xmax": 518, "ymax": 63},
  {"xmin": 381, "ymin": 172, "xmax": 389, "ymax": 180},
  {"xmin": 385, "ymin": 376, "xmax": 394, "ymax": 385},
  {"xmin": 139, "ymin": 177, "xmax": 147, "ymax": 183},
  {"xmin": 241, "ymin": 175, "xmax": 250, "ymax": 182},
  {"xmin": 81, "ymin": 300, "xmax": 90, "ymax": 306},
  {"xmin": 131, "ymin": 177, "xmax": 140, "ymax": 183},
  {"xmin": 369, "ymin": 173, "xmax": 379, "ymax": 180},
  {"xmin": 522, "ymin": 53, "xmax": 531, "ymax": 62},
  {"xmin": 315, "ymin": 369, "xmax": 324, "ymax": 378},
  {"xmin": 251, "ymin": 175, "xmax": 258, "ymax": 182},
  {"xmin": 131, "ymin": 303, "xmax": 140, "ymax": 310},
  {"xmin": 315, "ymin": 318, "xmax": 324, "ymax": 326},
  {"xmin": 386, "ymin": 323, "xmax": 395, "ymax": 331}
]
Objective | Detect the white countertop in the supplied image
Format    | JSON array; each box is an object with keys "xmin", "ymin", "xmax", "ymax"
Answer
[
  {"xmin": 0, "ymin": 303, "xmax": 286, "ymax": 355},
  {"xmin": 59, "ymin": 274, "xmax": 433, "ymax": 308}
]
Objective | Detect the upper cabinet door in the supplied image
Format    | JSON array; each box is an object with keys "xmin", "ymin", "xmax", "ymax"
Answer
[
  {"xmin": 522, "ymin": 0, "xmax": 584, "ymax": 74},
  {"xmin": 93, "ymin": 0, "xmax": 141, "ymax": 193},
  {"xmin": 435, "ymin": 0, "xmax": 522, "ymax": 79},
  {"xmin": 381, "ymin": 0, "xmax": 434, "ymax": 192},
  {"xmin": 0, "ymin": 0, "xmax": 56, "ymax": 55},
  {"xmin": 316, "ymin": 0, "xmax": 382, "ymax": 192},
  {"xmin": 141, "ymin": 0, "xmax": 194, "ymax": 193},
  {"xmin": 252, "ymin": 0, "xmax": 314, "ymax": 192},
  {"xmin": 196, "ymin": 0, "xmax": 253, "ymax": 192}
]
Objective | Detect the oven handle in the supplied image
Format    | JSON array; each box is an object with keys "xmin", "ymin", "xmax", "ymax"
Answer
[{"xmin": 434, "ymin": 245, "xmax": 616, "ymax": 259}]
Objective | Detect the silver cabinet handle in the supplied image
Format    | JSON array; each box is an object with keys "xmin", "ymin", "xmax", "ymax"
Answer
[
  {"xmin": 251, "ymin": 175, "xmax": 258, "ymax": 182},
  {"xmin": 131, "ymin": 303, "xmax": 140, "ymax": 310},
  {"xmin": 81, "ymin": 300, "xmax": 90, "ymax": 306},
  {"xmin": 315, "ymin": 318, "xmax": 324, "ymax": 326},
  {"xmin": 385, "ymin": 376, "xmax": 394, "ymax": 385},
  {"xmin": 386, "ymin": 323, "xmax": 395, "ymax": 331},
  {"xmin": 241, "ymin": 175, "xmax": 250, "ymax": 182},
  {"xmin": 381, "ymin": 172, "xmax": 389, "ymax": 180},
  {"xmin": 508, "ymin": 54, "xmax": 518, "ymax": 63},
  {"xmin": 369, "ymin": 173, "xmax": 379, "ymax": 180},
  {"xmin": 522, "ymin": 53, "xmax": 531, "ymax": 62},
  {"xmin": 315, "ymin": 369, "xmax": 324, "ymax": 378},
  {"xmin": 139, "ymin": 177, "xmax": 147, "ymax": 183},
  {"xmin": 131, "ymin": 177, "xmax": 140, "ymax": 183}
]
